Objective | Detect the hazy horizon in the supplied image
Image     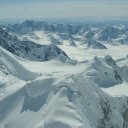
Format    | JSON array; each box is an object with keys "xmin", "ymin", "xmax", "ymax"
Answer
[{"xmin": 0, "ymin": 0, "xmax": 128, "ymax": 20}]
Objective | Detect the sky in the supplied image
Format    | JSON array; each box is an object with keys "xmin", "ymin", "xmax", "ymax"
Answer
[{"xmin": 0, "ymin": 0, "xmax": 128, "ymax": 20}]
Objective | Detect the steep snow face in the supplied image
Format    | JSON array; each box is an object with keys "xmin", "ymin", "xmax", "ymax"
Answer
[
  {"xmin": 0, "ymin": 69, "xmax": 128, "ymax": 128},
  {"xmin": 0, "ymin": 75, "xmax": 83, "ymax": 128},
  {"xmin": 0, "ymin": 58, "xmax": 10, "ymax": 85},
  {"xmin": 86, "ymin": 38, "xmax": 107, "ymax": 49},
  {"xmin": 0, "ymin": 48, "xmax": 37, "ymax": 81},
  {"xmin": 0, "ymin": 48, "xmax": 128, "ymax": 128},
  {"xmin": 50, "ymin": 36, "xmax": 62, "ymax": 45},
  {"xmin": 83, "ymin": 55, "xmax": 127, "ymax": 88},
  {"xmin": 73, "ymin": 75, "xmax": 128, "ymax": 128},
  {"xmin": 0, "ymin": 27, "xmax": 69, "ymax": 61}
]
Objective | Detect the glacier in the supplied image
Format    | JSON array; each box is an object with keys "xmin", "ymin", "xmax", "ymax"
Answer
[{"xmin": 0, "ymin": 20, "xmax": 128, "ymax": 128}]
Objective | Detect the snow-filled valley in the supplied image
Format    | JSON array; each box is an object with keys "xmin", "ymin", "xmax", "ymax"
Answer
[{"xmin": 0, "ymin": 20, "xmax": 128, "ymax": 128}]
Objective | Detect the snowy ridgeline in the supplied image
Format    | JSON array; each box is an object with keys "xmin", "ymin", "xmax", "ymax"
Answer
[
  {"xmin": 4, "ymin": 20, "xmax": 128, "ymax": 48},
  {"xmin": 0, "ymin": 44, "xmax": 128, "ymax": 128},
  {"xmin": 0, "ymin": 20, "xmax": 128, "ymax": 128}
]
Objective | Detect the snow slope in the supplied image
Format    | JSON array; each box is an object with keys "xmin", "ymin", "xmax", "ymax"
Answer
[
  {"xmin": 0, "ymin": 20, "xmax": 128, "ymax": 128},
  {"xmin": 0, "ymin": 48, "xmax": 38, "ymax": 80},
  {"xmin": 0, "ymin": 66, "xmax": 128, "ymax": 128},
  {"xmin": 0, "ymin": 48, "xmax": 128, "ymax": 128}
]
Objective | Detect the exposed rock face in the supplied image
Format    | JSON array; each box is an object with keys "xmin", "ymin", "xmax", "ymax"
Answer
[
  {"xmin": 99, "ymin": 25, "xmax": 122, "ymax": 41},
  {"xmin": 0, "ymin": 27, "xmax": 69, "ymax": 61},
  {"xmin": 86, "ymin": 38, "xmax": 107, "ymax": 49}
]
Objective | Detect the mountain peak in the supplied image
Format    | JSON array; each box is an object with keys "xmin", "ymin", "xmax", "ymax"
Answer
[{"xmin": 0, "ymin": 27, "xmax": 69, "ymax": 61}]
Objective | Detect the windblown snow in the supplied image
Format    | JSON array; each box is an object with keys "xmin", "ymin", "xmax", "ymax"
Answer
[{"xmin": 0, "ymin": 20, "xmax": 128, "ymax": 128}]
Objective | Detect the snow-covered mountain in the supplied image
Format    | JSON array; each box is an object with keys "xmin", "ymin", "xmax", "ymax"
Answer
[
  {"xmin": 98, "ymin": 25, "xmax": 123, "ymax": 41},
  {"xmin": 6, "ymin": 20, "xmax": 81, "ymax": 35},
  {"xmin": 0, "ymin": 20, "xmax": 128, "ymax": 128},
  {"xmin": 0, "ymin": 27, "xmax": 69, "ymax": 61},
  {"xmin": 4, "ymin": 20, "xmax": 128, "ymax": 47},
  {"xmin": 86, "ymin": 38, "xmax": 107, "ymax": 49},
  {"xmin": 0, "ymin": 52, "xmax": 128, "ymax": 128}
]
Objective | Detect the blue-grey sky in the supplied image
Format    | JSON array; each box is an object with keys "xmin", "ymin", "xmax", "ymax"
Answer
[{"xmin": 0, "ymin": 0, "xmax": 128, "ymax": 19}]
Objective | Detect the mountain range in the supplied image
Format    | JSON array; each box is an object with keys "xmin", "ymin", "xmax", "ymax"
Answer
[{"xmin": 0, "ymin": 20, "xmax": 128, "ymax": 128}]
